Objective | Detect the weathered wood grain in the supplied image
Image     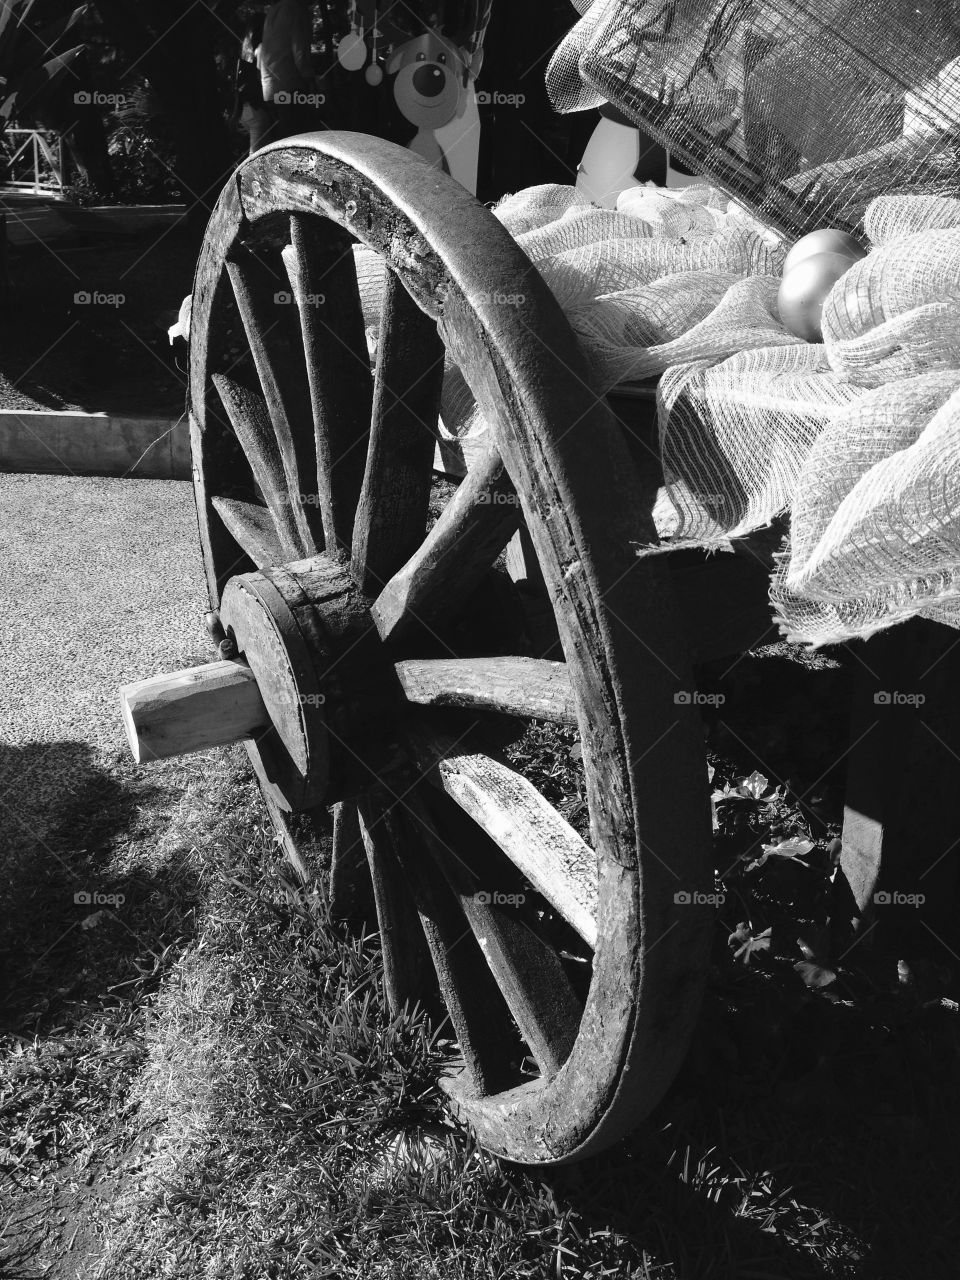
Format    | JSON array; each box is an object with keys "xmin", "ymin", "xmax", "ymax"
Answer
[
  {"xmin": 188, "ymin": 183, "xmax": 254, "ymax": 607},
  {"xmin": 329, "ymin": 799, "xmax": 375, "ymax": 923},
  {"xmin": 211, "ymin": 496, "xmax": 284, "ymax": 568},
  {"xmin": 356, "ymin": 791, "xmax": 435, "ymax": 1014},
  {"xmin": 408, "ymin": 724, "xmax": 599, "ymax": 948},
  {"xmin": 211, "ymin": 374, "xmax": 302, "ymax": 560},
  {"xmin": 409, "ymin": 790, "xmax": 582, "ymax": 1077},
  {"xmin": 395, "ymin": 657, "xmax": 577, "ymax": 725},
  {"xmin": 372, "ymin": 442, "xmax": 521, "ymax": 642},
  {"xmin": 186, "ymin": 134, "xmax": 715, "ymax": 1163},
  {"xmin": 368, "ymin": 787, "xmax": 521, "ymax": 1096},
  {"xmin": 351, "ymin": 270, "xmax": 445, "ymax": 595},
  {"xmin": 282, "ymin": 214, "xmax": 372, "ymax": 555},
  {"xmin": 219, "ymin": 566, "xmax": 332, "ymax": 811},
  {"xmin": 226, "ymin": 250, "xmax": 323, "ymax": 554},
  {"xmin": 120, "ymin": 659, "xmax": 268, "ymax": 763}
]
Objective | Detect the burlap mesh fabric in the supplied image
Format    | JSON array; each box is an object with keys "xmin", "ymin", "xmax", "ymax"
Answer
[
  {"xmin": 355, "ymin": 154, "xmax": 960, "ymax": 644},
  {"xmin": 547, "ymin": 0, "xmax": 960, "ymax": 238},
  {"xmin": 545, "ymin": 1, "xmax": 960, "ymax": 644}
]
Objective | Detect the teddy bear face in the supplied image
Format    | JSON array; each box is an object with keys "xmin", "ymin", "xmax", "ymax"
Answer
[{"xmin": 387, "ymin": 32, "xmax": 464, "ymax": 129}]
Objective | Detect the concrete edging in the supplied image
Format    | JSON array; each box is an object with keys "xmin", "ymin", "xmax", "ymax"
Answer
[
  {"xmin": 0, "ymin": 409, "xmax": 190, "ymax": 480},
  {"xmin": 0, "ymin": 409, "xmax": 492, "ymax": 484}
]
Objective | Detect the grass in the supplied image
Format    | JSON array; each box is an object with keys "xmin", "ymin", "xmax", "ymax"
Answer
[{"xmin": 3, "ymin": 659, "xmax": 960, "ymax": 1278}]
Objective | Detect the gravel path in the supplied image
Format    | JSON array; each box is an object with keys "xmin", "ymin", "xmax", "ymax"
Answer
[
  {"xmin": 0, "ymin": 473, "xmax": 262, "ymax": 1280},
  {"xmin": 0, "ymin": 474, "xmax": 217, "ymax": 865}
]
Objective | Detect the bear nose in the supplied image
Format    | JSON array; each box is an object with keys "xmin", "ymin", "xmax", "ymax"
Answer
[{"xmin": 412, "ymin": 63, "xmax": 445, "ymax": 97}]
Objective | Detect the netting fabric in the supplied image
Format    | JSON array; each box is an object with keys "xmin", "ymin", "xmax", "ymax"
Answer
[
  {"xmin": 530, "ymin": 0, "xmax": 960, "ymax": 644},
  {"xmin": 547, "ymin": 0, "xmax": 960, "ymax": 240},
  {"xmin": 356, "ymin": 176, "xmax": 960, "ymax": 645}
]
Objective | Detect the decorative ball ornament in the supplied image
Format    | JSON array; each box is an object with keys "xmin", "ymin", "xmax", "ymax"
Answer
[
  {"xmin": 365, "ymin": 13, "xmax": 383, "ymax": 85},
  {"xmin": 338, "ymin": 30, "xmax": 367, "ymax": 71},
  {"xmin": 777, "ymin": 250, "xmax": 858, "ymax": 342},
  {"xmin": 783, "ymin": 227, "xmax": 866, "ymax": 275}
]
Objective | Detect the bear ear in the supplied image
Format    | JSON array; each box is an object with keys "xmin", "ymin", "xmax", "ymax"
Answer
[{"xmin": 386, "ymin": 46, "xmax": 404, "ymax": 75}]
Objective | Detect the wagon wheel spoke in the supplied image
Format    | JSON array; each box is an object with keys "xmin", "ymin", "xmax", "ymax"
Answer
[
  {"xmin": 178, "ymin": 135, "xmax": 716, "ymax": 1163},
  {"xmin": 406, "ymin": 789, "xmax": 583, "ymax": 1078},
  {"xmin": 372, "ymin": 443, "xmax": 522, "ymax": 643},
  {"xmin": 226, "ymin": 249, "xmax": 323, "ymax": 555},
  {"xmin": 328, "ymin": 799, "xmax": 374, "ymax": 923},
  {"xmin": 355, "ymin": 791, "xmax": 435, "ymax": 1014},
  {"xmin": 405, "ymin": 723, "xmax": 599, "ymax": 949},
  {"xmin": 395, "ymin": 656, "xmax": 578, "ymax": 725},
  {"xmin": 281, "ymin": 214, "xmax": 372, "ymax": 555},
  {"xmin": 358, "ymin": 787, "xmax": 521, "ymax": 1096},
  {"xmin": 210, "ymin": 497, "xmax": 284, "ymax": 569},
  {"xmin": 351, "ymin": 271, "xmax": 445, "ymax": 595},
  {"xmin": 211, "ymin": 373, "xmax": 302, "ymax": 559}
]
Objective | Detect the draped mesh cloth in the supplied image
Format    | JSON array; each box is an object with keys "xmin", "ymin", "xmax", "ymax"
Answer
[
  {"xmin": 353, "ymin": 1, "xmax": 960, "ymax": 645},
  {"xmin": 546, "ymin": 0, "xmax": 960, "ymax": 238},
  {"xmin": 355, "ymin": 182, "xmax": 960, "ymax": 646}
]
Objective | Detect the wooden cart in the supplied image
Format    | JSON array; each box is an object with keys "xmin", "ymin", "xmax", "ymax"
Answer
[{"xmin": 119, "ymin": 131, "xmax": 958, "ymax": 1165}]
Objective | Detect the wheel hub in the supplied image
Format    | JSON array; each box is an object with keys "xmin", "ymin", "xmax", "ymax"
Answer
[{"xmin": 220, "ymin": 553, "xmax": 401, "ymax": 811}]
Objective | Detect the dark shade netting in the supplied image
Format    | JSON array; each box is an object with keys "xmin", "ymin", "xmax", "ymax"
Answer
[{"xmin": 547, "ymin": 0, "xmax": 960, "ymax": 238}]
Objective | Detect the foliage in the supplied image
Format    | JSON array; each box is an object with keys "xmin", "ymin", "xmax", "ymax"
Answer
[
  {"xmin": 0, "ymin": 0, "xmax": 90, "ymax": 126},
  {"xmin": 68, "ymin": 80, "xmax": 181, "ymax": 203}
]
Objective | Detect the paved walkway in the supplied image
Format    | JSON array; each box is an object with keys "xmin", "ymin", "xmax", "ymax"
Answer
[{"xmin": 0, "ymin": 474, "xmax": 213, "ymax": 867}]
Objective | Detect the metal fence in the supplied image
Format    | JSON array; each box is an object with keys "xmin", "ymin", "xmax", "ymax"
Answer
[{"xmin": 1, "ymin": 129, "xmax": 66, "ymax": 195}]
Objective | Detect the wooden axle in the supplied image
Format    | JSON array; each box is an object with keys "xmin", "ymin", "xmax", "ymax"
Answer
[
  {"xmin": 120, "ymin": 652, "xmax": 582, "ymax": 769},
  {"xmin": 120, "ymin": 659, "xmax": 269, "ymax": 763}
]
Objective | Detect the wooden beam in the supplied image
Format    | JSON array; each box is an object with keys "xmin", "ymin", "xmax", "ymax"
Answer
[
  {"xmin": 120, "ymin": 659, "xmax": 269, "ymax": 763},
  {"xmin": 407, "ymin": 724, "xmax": 599, "ymax": 947},
  {"xmin": 395, "ymin": 656, "xmax": 577, "ymax": 724},
  {"xmin": 372, "ymin": 443, "xmax": 520, "ymax": 643}
]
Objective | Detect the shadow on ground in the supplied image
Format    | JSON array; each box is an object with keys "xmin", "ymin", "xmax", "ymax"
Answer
[
  {"xmin": 536, "ymin": 955, "xmax": 960, "ymax": 1279},
  {"xmin": 0, "ymin": 739, "xmax": 203, "ymax": 1036}
]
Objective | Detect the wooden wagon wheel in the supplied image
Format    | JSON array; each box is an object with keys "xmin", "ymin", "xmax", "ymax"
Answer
[{"xmin": 122, "ymin": 132, "xmax": 715, "ymax": 1164}]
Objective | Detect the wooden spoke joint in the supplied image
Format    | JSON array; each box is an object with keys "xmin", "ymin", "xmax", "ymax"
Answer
[{"xmin": 121, "ymin": 553, "xmax": 404, "ymax": 810}]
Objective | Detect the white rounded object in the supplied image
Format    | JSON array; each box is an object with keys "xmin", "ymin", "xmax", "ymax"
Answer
[
  {"xmin": 337, "ymin": 31, "xmax": 367, "ymax": 71},
  {"xmin": 783, "ymin": 228, "xmax": 866, "ymax": 276},
  {"xmin": 778, "ymin": 250, "xmax": 858, "ymax": 342}
]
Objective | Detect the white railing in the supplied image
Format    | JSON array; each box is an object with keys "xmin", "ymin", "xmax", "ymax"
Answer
[{"xmin": 1, "ymin": 128, "xmax": 66, "ymax": 195}]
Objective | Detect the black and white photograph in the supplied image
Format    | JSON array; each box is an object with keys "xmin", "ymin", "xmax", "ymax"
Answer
[{"xmin": 2, "ymin": 1, "xmax": 959, "ymax": 1276}]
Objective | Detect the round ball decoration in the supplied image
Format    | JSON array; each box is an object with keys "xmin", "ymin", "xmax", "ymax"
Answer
[
  {"xmin": 365, "ymin": 61, "xmax": 383, "ymax": 85},
  {"xmin": 782, "ymin": 227, "xmax": 866, "ymax": 275},
  {"xmin": 337, "ymin": 30, "xmax": 367, "ymax": 71},
  {"xmin": 778, "ymin": 249, "xmax": 860, "ymax": 342}
]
